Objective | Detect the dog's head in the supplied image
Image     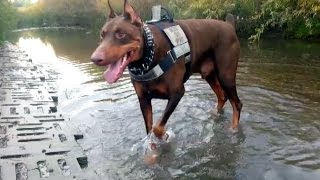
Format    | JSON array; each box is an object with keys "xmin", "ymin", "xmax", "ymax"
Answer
[{"xmin": 91, "ymin": 0, "xmax": 144, "ymax": 83}]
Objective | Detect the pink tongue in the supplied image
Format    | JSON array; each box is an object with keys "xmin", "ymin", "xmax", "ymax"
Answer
[
  {"xmin": 104, "ymin": 60, "xmax": 122, "ymax": 83},
  {"xmin": 104, "ymin": 55, "xmax": 127, "ymax": 83}
]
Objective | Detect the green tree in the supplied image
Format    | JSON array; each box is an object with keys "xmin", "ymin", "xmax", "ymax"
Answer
[
  {"xmin": 0, "ymin": 0, "xmax": 17, "ymax": 42},
  {"xmin": 17, "ymin": 0, "xmax": 100, "ymax": 28},
  {"xmin": 12, "ymin": 0, "xmax": 320, "ymax": 41},
  {"xmin": 250, "ymin": 0, "xmax": 320, "ymax": 41},
  {"xmin": 168, "ymin": 0, "xmax": 320, "ymax": 41}
]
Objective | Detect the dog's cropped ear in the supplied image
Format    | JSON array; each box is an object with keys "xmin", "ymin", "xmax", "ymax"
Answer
[
  {"xmin": 108, "ymin": 0, "xmax": 117, "ymax": 19},
  {"xmin": 123, "ymin": 0, "xmax": 142, "ymax": 26}
]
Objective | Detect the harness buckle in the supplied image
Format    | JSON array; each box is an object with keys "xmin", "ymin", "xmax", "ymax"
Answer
[{"xmin": 167, "ymin": 50, "xmax": 176, "ymax": 63}]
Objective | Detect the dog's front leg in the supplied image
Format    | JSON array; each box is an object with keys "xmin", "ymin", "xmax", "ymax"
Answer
[
  {"xmin": 138, "ymin": 95, "xmax": 153, "ymax": 134},
  {"xmin": 153, "ymin": 88, "xmax": 185, "ymax": 138},
  {"xmin": 133, "ymin": 82, "xmax": 153, "ymax": 134}
]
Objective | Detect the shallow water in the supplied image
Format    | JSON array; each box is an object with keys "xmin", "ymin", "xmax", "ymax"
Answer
[{"xmin": 9, "ymin": 29, "xmax": 320, "ymax": 179}]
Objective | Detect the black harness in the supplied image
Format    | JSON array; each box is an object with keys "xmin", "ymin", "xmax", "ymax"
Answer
[{"xmin": 128, "ymin": 19, "xmax": 191, "ymax": 82}]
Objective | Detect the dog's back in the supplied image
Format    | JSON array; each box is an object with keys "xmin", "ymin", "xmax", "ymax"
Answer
[{"xmin": 175, "ymin": 17, "xmax": 240, "ymax": 73}]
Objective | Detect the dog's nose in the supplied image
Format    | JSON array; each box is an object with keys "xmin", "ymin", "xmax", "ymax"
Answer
[{"xmin": 91, "ymin": 57, "xmax": 103, "ymax": 64}]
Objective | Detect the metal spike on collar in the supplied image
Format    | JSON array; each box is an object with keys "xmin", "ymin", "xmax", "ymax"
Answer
[{"xmin": 128, "ymin": 23, "xmax": 155, "ymax": 76}]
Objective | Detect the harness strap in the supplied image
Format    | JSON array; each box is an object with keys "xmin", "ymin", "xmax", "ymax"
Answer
[
  {"xmin": 129, "ymin": 42, "xmax": 190, "ymax": 81},
  {"xmin": 129, "ymin": 21, "xmax": 191, "ymax": 81}
]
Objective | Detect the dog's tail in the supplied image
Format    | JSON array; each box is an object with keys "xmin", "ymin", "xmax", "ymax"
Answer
[{"xmin": 225, "ymin": 13, "xmax": 236, "ymax": 29}]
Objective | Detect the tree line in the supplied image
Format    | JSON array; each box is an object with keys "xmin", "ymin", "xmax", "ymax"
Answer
[
  {"xmin": 168, "ymin": 0, "xmax": 320, "ymax": 41},
  {"xmin": 1, "ymin": 0, "xmax": 319, "ymax": 42},
  {"xmin": 0, "ymin": 0, "xmax": 17, "ymax": 42}
]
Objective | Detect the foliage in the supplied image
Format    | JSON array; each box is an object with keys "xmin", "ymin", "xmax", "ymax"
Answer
[
  {"xmin": 16, "ymin": 0, "xmax": 100, "ymax": 28},
  {"xmin": 130, "ymin": 0, "xmax": 168, "ymax": 20},
  {"xmin": 167, "ymin": 0, "xmax": 320, "ymax": 41},
  {"xmin": 8, "ymin": 0, "xmax": 320, "ymax": 41},
  {"xmin": 167, "ymin": 0, "xmax": 262, "ymax": 37},
  {"xmin": 0, "ymin": 0, "xmax": 17, "ymax": 42},
  {"xmin": 250, "ymin": 0, "xmax": 320, "ymax": 41},
  {"xmin": 170, "ymin": 0, "xmax": 235, "ymax": 19}
]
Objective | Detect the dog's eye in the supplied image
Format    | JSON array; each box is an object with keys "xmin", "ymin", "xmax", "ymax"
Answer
[{"xmin": 115, "ymin": 32, "xmax": 126, "ymax": 39}]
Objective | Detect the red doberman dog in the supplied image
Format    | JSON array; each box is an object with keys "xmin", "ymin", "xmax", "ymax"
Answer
[{"xmin": 91, "ymin": 0, "xmax": 242, "ymax": 139}]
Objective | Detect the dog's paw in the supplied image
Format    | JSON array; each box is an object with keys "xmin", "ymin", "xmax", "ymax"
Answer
[
  {"xmin": 214, "ymin": 103, "xmax": 224, "ymax": 115},
  {"xmin": 143, "ymin": 129, "xmax": 176, "ymax": 153},
  {"xmin": 141, "ymin": 129, "xmax": 177, "ymax": 165},
  {"xmin": 229, "ymin": 126, "xmax": 239, "ymax": 134}
]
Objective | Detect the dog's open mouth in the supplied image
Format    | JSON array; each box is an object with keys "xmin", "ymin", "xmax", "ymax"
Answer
[{"xmin": 104, "ymin": 51, "xmax": 133, "ymax": 83}]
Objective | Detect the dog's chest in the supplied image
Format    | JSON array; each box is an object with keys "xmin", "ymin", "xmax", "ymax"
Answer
[{"xmin": 141, "ymin": 81, "xmax": 170, "ymax": 99}]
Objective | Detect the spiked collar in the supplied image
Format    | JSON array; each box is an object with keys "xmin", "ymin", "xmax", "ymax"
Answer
[
  {"xmin": 128, "ymin": 24, "xmax": 155, "ymax": 76},
  {"xmin": 129, "ymin": 21, "xmax": 191, "ymax": 82}
]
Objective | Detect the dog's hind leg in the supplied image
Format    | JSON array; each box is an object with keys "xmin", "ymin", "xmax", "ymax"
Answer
[
  {"xmin": 206, "ymin": 74, "xmax": 227, "ymax": 113},
  {"xmin": 218, "ymin": 74, "xmax": 242, "ymax": 129},
  {"xmin": 214, "ymin": 46, "xmax": 242, "ymax": 129},
  {"xmin": 200, "ymin": 58, "xmax": 227, "ymax": 113}
]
